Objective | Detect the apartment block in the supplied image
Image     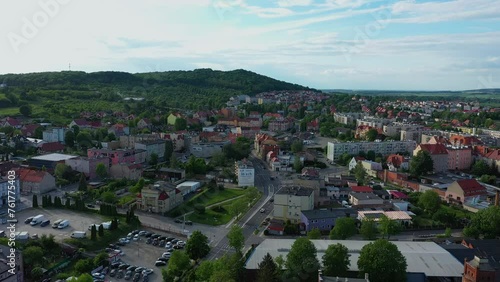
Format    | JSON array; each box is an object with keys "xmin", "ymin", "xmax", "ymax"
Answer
[
  {"xmin": 273, "ymin": 186, "xmax": 314, "ymax": 223},
  {"xmin": 327, "ymin": 141, "xmax": 417, "ymax": 161}
]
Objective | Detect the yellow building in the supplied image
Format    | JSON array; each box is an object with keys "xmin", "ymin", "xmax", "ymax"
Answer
[{"xmin": 136, "ymin": 182, "xmax": 183, "ymax": 214}]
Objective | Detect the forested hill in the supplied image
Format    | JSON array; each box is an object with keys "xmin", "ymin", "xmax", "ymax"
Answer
[{"xmin": 0, "ymin": 68, "xmax": 313, "ymax": 98}]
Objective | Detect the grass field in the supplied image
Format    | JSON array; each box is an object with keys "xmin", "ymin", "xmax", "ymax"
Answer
[
  {"xmin": 167, "ymin": 188, "xmax": 246, "ymax": 217},
  {"xmin": 0, "ymin": 107, "xmax": 19, "ymax": 116}
]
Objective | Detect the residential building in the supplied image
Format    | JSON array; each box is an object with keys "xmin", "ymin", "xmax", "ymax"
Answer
[
  {"xmin": 413, "ymin": 143, "xmax": 449, "ymax": 173},
  {"xmin": 65, "ymin": 157, "xmax": 110, "ymax": 180},
  {"xmin": 447, "ymin": 146, "xmax": 473, "ymax": 171},
  {"xmin": 135, "ymin": 139, "xmax": 166, "ymax": 162},
  {"xmin": 268, "ymin": 118, "xmax": 294, "ymax": 132},
  {"xmin": 235, "ymin": 159, "xmax": 255, "ymax": 187},
  {"xmin": 168, "ymin": 113, "xmax": 183, "ymax": 125},
  {"xmin": 445, "ymin": 179, "xmax": 487, "ymax": 205},
  {"xmin": 333, "ymin": 113, "xmax": 363, "ymax": 125},
  {"xmin": 357, "ymin": 210, "xmax": 412, "ymax": 225},
  {"xmin": 0, "ymin": 178, "xmax": 20, "ymax": 207},
  {"xmin": 348, "ymin": 157, "xmax": 365, "ymax": 171},
  {"xmin": 87, "ymin": 148, "xmax": 146, "ymax": 165},
  {"xmin": 42, "ymin": 127, "xmax": 68, "ymax": 144},
  {"xmin": 400, "ymin": 128, "xmax": 426, "ymax": 142},
  {"xmin": 255, "ymin": 133, "xmax": 280, "ymax": 160},
  {"xmin": 327, "ymin": 141, "xmax": 416, "ymax": 162},
  {"xmin": 119, "ymin": 134, "xmax": 160, "ymax": 149},
  {"xmin": 108, "ymin": 123, "xmax": 130, "ymax": 137},
  {"xmin": 37, "ymin": 142, "xmax": 65, "ymax": 154},
  {"xmin": 387, "ymin": 154, "xmax": 410, "ymax": 172},
  {"xmin": 136, "ymin": 181, "xmax": 183, "ymax": 213},
  {"xmin": 274, "ymin": 186, "xmax": 314, "ymax": 223},
  {"xmin": 350, "ymin": 186, "xmax": 373, "ymax": 193},
  {"xmin": 189, "ymin": 141, "xmax": 230, "ymax": 158},
  {"xmin": 349, "ymin": 192, "xmax": 384, "ymax": 207},
  {"xmin": 325, "ymin": 186, "xmax": 351, "ymax": 200},
  {"xmin": 109, "ymin": 163, "xmax": 142, "ymax": 180},
  {"xmin": 18, "ymin": 168, "xmax": 56, "ymax": 194},
  {"xmin": 300, "ymin": 208, "xmax": 357, "ymax": 232},
  {"xmin": 356, "ymin": 117, "xmax": 393, "ymax": 129},
  {"xmin": 154, "ymin": 168, "xmax": 186, "ymax": 182},
  {"xmin": 463, "ymin": 256, "xmax": 497, "ymax": 282},
  {"xmin": 360, "ymin": 160, "xmax": 383, "ymax": 177},
  {"xmin": 383, "ymin": 123, "xmax": 423, "ymax": 138}
]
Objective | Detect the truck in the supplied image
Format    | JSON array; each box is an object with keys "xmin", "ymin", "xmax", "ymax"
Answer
[
  {"xmin": 30, "ymin": 214, "xmax": 45, "ymax": 226},
  {"xmin": 15, "ymin": 231, "xmax": 29, "ymax": 240},
  {"xmin": 101, "ymin": 221, "xmax": 112, "ymax": 230},
  {"xmin": 58, "ymin": 220, "xmax": 70, "ymax": 229},
  {"xmin": 71, "ymin": 231, "xmax": 86, "ymax": 239}
]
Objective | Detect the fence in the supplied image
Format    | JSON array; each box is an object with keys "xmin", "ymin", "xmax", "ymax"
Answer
[{"xmin": 140, "ymin": 222, "xmax": 186, "ymax": 238}]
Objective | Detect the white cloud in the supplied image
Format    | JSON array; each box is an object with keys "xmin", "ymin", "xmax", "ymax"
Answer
[{"xmin": 277, "ymin": 0, "xmax": 313, "ymax": 7}]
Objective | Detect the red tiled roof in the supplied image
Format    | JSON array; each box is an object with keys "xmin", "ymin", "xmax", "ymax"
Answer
[
  {"xmin": 19, "ymin": 168, "xmax": 47, "ymax": 183},
  {"xmin": 39, "ymin": 142, "xmax": 64, "ymax": 152},
  {"xmin": 137, "ymin": 193, "xmax": 142, "ymax": 198},
  {"xmin": 456, "ymin": 179, "xmax": 487, "ymax": 197},
  {"xmin": 387, "ymin": 154, "xmax": 405, "ymax": 167},
  {"xmin": 390, "ymin": 191, "xmax": 408, "ymax": 199},
  {"xmin": 351, "ymin": 186, "xmax": 373, "ymax": 193},
  {"xmin": 418, "ymin": 143, "xmax": 448, "ymax": 155},
  {"xmin": 485, "ymin": 149, "xmax": 500, "ymax": 161}
]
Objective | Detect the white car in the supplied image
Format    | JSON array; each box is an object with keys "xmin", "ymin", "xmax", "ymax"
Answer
[
  {"xmin": 260, "ymin": 208, "xmax": 266, "ymax": 213},
  {"xmin": 113, "ymin": 249, "xmax": 125, "ymax": 256},
  {"xmin": 92, "ymin": 273, "xmax": 105, "ymax": 280},
  {"xmin": 177, "ymin": 241, "xmax": 186, "ymax": 247},
  {"xmin": 119, "ymin": 238, "xmax": 130, "ymax": 244},
  {"xmin": 133, "ymin": 234, "xmax": 139, "ymax": 241},
  {"xmin": 142, "ymin": 269, "xmax": 153, "ymax": 276},
  {"xmin": 162, "ymin": 252, "xmax": 171, "ymax": 258}
]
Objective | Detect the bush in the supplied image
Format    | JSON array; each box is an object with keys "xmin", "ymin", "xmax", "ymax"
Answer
[{"xmin": 410, "ymin": 206, "xmax": 424, "ymax": 216}]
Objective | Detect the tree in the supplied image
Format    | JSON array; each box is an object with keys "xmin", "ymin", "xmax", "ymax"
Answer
[
  {"xmin": 31, "ymin": 267, "xmax": 44, "ymax": 280},
  {"xmin": 291, "ymin": 140, "xmax": 304, "ymax": 153},
  {"xmin": 98, "ymin": 224, "xmax": 104, "ymax": 237},
  {"xmin": 149, "ymin": 152, "xmax": 158, "ymax": 165},
  {"xmin": 23, "ymin": 246, "xmax": 44, "ymax": 266},
  {"xmin": 358, "ymin": 240, "xmax": 407, "ymax": 282},
  {"xmin": 167, "ymin": 250, "xmax": 191, "ymax": 278},
  {"xmin": 365, "ymin": 128, "xmax": 378, "ymax": 141},
  {"xmin": 74, "ymin": 258, "xmax": 94, "ymax": 274},
  {"xmin": 185, "ymin": 230, "xmax": 210, "ymax": 260},
  {"xmin": 55, "ymin": 163, "xmax": 71, "ymax": 179},
  {"xmin": 101, "ymin": 191, "xmax": 116, "ymax": 203},
  {"xmin": 78, "ymin": 173, "xmax": 87, "ymax": 192},
  {"xmin": 95, "ymin": 163, "xmax": 107, "ymax": 179},
  {"xmin": 90, "ymin": 225, "xmax": 97, "ymax": 241},
  {"xmin": 329, "ymin": 217, "xmax": 357, "ymax": 240},
  {"xmin": 410, "ymin": 150, "xmax": 434, "ymax": 177},
  {"xmin": 307, "ymin": 228, "xmax": 322, "ymax": 239},
  {"xmin": 418, "ymin": 190, "xmax": 441, "ymax": 213},
  {"xmin": 353, "ymin": 162, "xmax": 368, "ymax": 185},
  {"xmin": 285, "ymin": 237, "xmax": 320, "ymax": 281},
  {"xmin": 174, "ymin": 118, "xmax": 187, "ymax": 131},
  {"xmin": 378, "ymin": 215, "xmax": 401, "ymax": 239},
  {"xmin": 170, "ymin": 154, "xmax": 180, "ymax": 169},
  {"xmin": 68, "ymin": 273, "xmax": 93, "ymax": 282},
  {"xmin": 165, "ymin": 140, "xmax": 174, "ymax": 162},
  {"xmin": 463, "ymin": 206, "xmax": 500, "ymax": 239},
  {"xmin": 257, "ymin": 253, "xmax": 279, "ymax": 282},
  {"xmin": 360, "ymin": 218, "xmax": 378, "ymax": 240},
  {"xmin": 227, "ymin": 225, "xmax": 245, "ymax": 253},
  {"xmin": 32, "ymin": 194, "xmax": 38, "ymax": 208},
  {"xmin": 294, "ymin": 156, "xmax": 303, "ymax": 173},
  {"xmin": 196, "ymin": 260, "xmax": 215, "ymax": 282},
  {"xmin": 19, "ymin": 104, "xmax": 32, "ymax": 116},
  {"xmin": 64, "ymin": 131, "xmax": 75, "ymax": 147},
  {"xmin": 322, "ymin": 243, "xmax": 350, "ymax": 277},
  {"xmin": 366, "ymin": 150, "xmax": 376, "ymax": 161},
  {"xmin": 472, "ymin": 160, "xmax": 492, "ymax": 176},
  {"xmin": 93, "ymin": 252, "xmax": 109, "ymax": 267}
]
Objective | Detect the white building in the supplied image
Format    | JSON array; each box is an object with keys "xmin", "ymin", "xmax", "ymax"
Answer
[
  {"xmin": 327, "ymin": 141, "xmax": 417, "ymax": 162},
  {"xmin": 176, "ymin": 181, "xmax": 201, "ymax": 196},
  {"xmin": 273, "ymin": 186, "xmax": 314, "ymax": 223},
  {"xmin": 135, "ymin": 140, "xmax": 166, "ymax": 162},
  {"xmin": 42, "ymin": 127, "xmax": 68, "ymax": 144},
  {"xmin": 235, "ymin": 160, "xmax": 255, "ymax": 187}
]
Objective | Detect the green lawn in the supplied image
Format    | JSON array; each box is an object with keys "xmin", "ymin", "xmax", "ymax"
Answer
[
  {"xmin": 187, "ymin": 205, "xmax": 233, "ymax": 226},
  {"xmin": 202, "ymin": 189, "xmax": 246, "ymax": 206},
  {"xmin": 0, "ymin": 107, "xmax": 19, "ymax": 116},
  {"xmin": 168, "ymin": 188, "xmax": 246, "ymax": 217}
]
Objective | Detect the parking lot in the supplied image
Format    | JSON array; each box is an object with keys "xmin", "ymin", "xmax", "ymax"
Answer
[
  {"xmin": 105, "ymin": 229, "xmax": 187, "ymax": 282},
  {"xmin": 5, "ymin": 208, "xmax": 108, "ymax": 240}
]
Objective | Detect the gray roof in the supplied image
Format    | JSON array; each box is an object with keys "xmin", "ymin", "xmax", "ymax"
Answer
[
  {"xmin": 350, "ymin": 192, "xmax": 381, "ymax": 200},
  {"xmin": 245, "ymin": 239, "xmax": 464, "ymax": 278},
  {"xmin": 276, "ymin": 186, "xmax": 314, "ymax": 197},
  {"xmin": 301, "ymin": 208, "xmax": 357, "ymax": 220},
  {"xmin": 30, "ymin": 153, "xmax": 77, "ymax": 161}
]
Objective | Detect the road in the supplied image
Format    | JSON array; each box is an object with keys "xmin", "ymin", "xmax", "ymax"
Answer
[{"xmin": 206, "ymin": 155, "xmax": 278, "ymax": 260}]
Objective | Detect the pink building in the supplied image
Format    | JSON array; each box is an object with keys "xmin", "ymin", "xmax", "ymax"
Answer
[
  {"xmin": 447, "ymin": 147, "xmax": 472, "ymax": 171},
  {"xmin": 87, "ymin": 148, "xmax": 146, "ymax": 165}
]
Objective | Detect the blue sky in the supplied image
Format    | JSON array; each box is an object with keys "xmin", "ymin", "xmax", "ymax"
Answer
[{"xmin": 1, "ymin": 0, "xmax": 500, "ymax": 90}]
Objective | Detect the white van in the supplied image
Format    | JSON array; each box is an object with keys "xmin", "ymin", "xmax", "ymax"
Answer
[
  {"xmin": 30, "ymin": 214, "xmax": 45, "ymax": 226},
  {"xmin": 52, "ymin": 219, "xmax": 63, "ymax": 228},
  {"xmin": 71, "ymin": 231, "xmax": 86, "ymax": 238},
  {"xmin": 58, "ymin": 220, "xmax": 70, "ymax": 229}
]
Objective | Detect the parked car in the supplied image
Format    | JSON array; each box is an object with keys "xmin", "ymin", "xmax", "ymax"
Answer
[
  {"xmin": 24, "ymin": 217, "xmax": 33, "ymax": 224},
  {"xmin": 155, "ymin": 261, "xmax": 167, "ymax": 267},
  {"xmin": 135, "ymin": 267, "xmax": 145, "ymax": 273},
  {"xmin": 174, "ymin": 218, "xmax": 183, "ymax": 223},
  {"xmin": 92, "ymin": 273, "xmax": 105, "ymax": 280},
  {"xmin": 40, "ymin": 219, "xmax": 51, "ymax": 227},
  {"xmin": 142, "ymin": 268, "xmax": 153, "ymax": 276},
  {"xmin": 124, "ymin": 270, "xmax": 133, "ymax": 280},
  {"xmin": 173, "ymin": 244, "xmax": 183, "ymax": 249},
  {"xmin": 133, "ymin": 234, "xmax": 139, "ymax": 241},
  {"xmin": 260, "ymin": 208, "xmax": 265, "ymax": 213},
  {"xmin": 157, "ymin": 257, "xmax": 169, "ymax": 262},
  {"xmin": 184, "ymin": 220, "xmax": 193, "ymax": 225},
  {"xmin": 110, "ymin": 269, "xmax": 117, "ymax": 277}
]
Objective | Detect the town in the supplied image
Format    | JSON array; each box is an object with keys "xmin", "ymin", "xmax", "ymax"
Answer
[{"xmin": 1, "ymin": 85, "xmax": 500, "ymax": 282}]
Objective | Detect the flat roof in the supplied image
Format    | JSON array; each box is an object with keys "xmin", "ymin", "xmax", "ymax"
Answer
[
  {"xmin": 245, "ymin": 239, "xmax": 464, "ymax": 277},
  {"xmin": 31, "ymin": 153, "xmax": 78, "ymax": 162},
  {"xmin": 176, "ymin": 181, "xmax": 200, "ymax": 187}
]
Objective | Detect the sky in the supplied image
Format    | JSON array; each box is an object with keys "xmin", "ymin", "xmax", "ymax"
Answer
[{"xmin": 1, "ymin": 0, "xmax": 500, "ymax": 91}]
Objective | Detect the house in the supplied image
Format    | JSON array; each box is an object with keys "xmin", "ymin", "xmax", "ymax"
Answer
[
  {"xmin": 445, "ymin": 179, "xmax": 487, "ymax": 205},
  {"xmin": 136, "ymin": 181, "xmax": 183, "ymax": 213},
  {"xmin": 463, "ymin": 256, "xmax": 497, "ymax": 282},
  {"xmin": 273, "ymin": 186, "xmax": 315, "ymax": 223},
  {"xmin": 42, "ymin": 127, "xmax": 68, "ymax": 144},
  {"xmin": 134, "ymin": 140, "xmax": 166, "ymax": 162},
  {"xmin": 306, "ymin": 119, "xmax": 319, "ymax": 132},
  {"xmin": 65, "ymin": 157, "xmax": 110, "ymax": 180},
  {"xmin": 301, "ymin": 167, "xmax": 320, "ymax": 178},
  {"xmin": 1, "ymin": 117, "xmax": 21, "ymax": 128},
  {"xmin": 357, "ymin": 210, "xmax": 412, "ymax": 225},
  {"xmin": 348, "ymin": 156, "xmax": 365, "ymax": 171},
  {"xmin": 18, "ymin": 168, "xmax": 56, "ymax": 194},
  {"xmin": 21, "ymin": 124, "xmax": 41, "ymax": 137},
  {"xmin": 110, "ymin": 163, "xmax": 143, "ymax": 180},
  {"xmin": 136, "ymin": 118, "xmax": 152, "ymax": 129},
  {"xmin": 38, "ymin": 142, "xmax": 65, "ymax": 154},
  {"xmin": 386, "ymin": 154, "xmax": 409, "ymax": 172},
  {"xmin": 325, "ymin": 186, "xmax": 351, "ymax": 200},
  {"xmin": 350, "ymin": 186, "xmax": 373, "ymax": 193},
  {"xmin": 108, "ymin": 123, "xmax": 130, "ymax": 137},
  {"xmin": 390, "ymin": 190, "xmax": 409, "ymax": 200},
  {"xmin": 360, "ymin": 160, "xmax": 383, "ymax": 177},
  {"xmin": 300, "ymin": 208, "xmax": 357, "ymax": 232},
  {"xmin": 349, "ymin": 192, "xmax": 384, "ymax": 207},
  {"xmin": 87, "ymin": 148, "xmax": 147, "ymax": 165},
  {"xmin": 167, "ymin": 113, "xmax": 182, "ymax": 125},
  {"xmin": 447, "ymin": 146, "xmax": 473, "ymax": 171},
  {"xmin": 413, "ymin": 143, "xmax": 449, "ymax": 172}
]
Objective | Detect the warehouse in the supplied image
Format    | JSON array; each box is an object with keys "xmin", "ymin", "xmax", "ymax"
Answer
[
  {"xmin": 28, "ymin": 153, "xmax": 77, "ymax": 171},
  {"xmin": 176, "ymin": 181, "xmax": 201, "ymax": 196}
]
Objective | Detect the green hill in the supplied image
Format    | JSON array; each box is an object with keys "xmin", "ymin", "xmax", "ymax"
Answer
[{"xmin": 0, "ymin": 69, "xmax": 314, "ymax": 123}]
